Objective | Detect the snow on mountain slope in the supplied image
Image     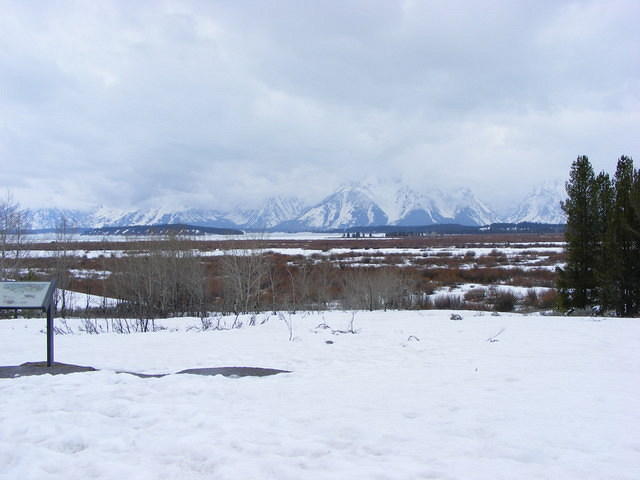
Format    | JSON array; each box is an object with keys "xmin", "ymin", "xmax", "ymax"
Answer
[
  {"xmin": 89, "ymin": 207, "xmax": 238, "ymax": 229},
  {"xmin": 25, "ymin": 206, "xmax": 238, "ymax": 230},
  {"xmin": 282, "ymin": 180, "xmax": 498, "ymax": 229},
  {"xmin": 507, "ymin": 181, "xmax": 566, "ymax": 224},
  {"xmin": 366, "ymin": 179, "xmax": 497, "ymax": 226},
  {"xmin": 89, "ymin": 206, "xmax": 175, "ymax": 227},
  {"xmin": 284, "ymin": 183, "xmax": 388, "ymax": 229},
  {"xmin": 447, "ymin": 188, "xmax": 498, "ymax": 226},
  {"xmin": 354, "ymin": 179, "xmax": 438, "ymax": 225},
  {"xmin": 24, "ymin": 208, "xmax": 91, "ymax": 230},
  {"xmin": 233, "ymin": 197, "xmax": 306, "ymax": 229},
  {"xmin": 390, "ymin": 186, "xmax": 440, "ymax": 226}
]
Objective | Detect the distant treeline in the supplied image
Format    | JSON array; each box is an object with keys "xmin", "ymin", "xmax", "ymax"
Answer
[
  {"xmin": 23, "ymin": 222, "xmax": 565, "ymax": 236},
  {"xmin": 331, "ymin": 222, "xmax": 566, "ymax": 236}
]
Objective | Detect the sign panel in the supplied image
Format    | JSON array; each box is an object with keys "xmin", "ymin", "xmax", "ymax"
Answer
[{"xmin": 0, "ymin": 282, "xmax": 55, "ymax": 309}]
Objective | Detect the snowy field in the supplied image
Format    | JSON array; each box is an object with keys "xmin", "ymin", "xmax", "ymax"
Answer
[
  {"xmin": 1, "ymin": 311, "xmax": 639, "ymax": 479},
  {"xmin": 13, "ymin": 245, "xmax": 565, "ymax": 259}
]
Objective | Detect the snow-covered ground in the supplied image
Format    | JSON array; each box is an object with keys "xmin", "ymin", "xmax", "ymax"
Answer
[
  {"xmin": 56, "ymin": 290, "xmax": 119, "ymax": 310},
  {"xmin": 1, "ymin": 311, "xmax": 638, "ymax": 479},
  {"xmin": 430, "ymin": 283, "xmax": 553, "ymax": 299},
  {"xmin": 14, "ymin": 245, "xmax": 564, "ymax": 260}
]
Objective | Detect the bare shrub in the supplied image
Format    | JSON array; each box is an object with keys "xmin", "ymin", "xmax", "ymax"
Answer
[
  {"xmin": 464, "ymin": 288, "xmax": 486, "ymax": 303},
  {"xmin": 433, "ymin": 294, "xmax": 464, "ymax": 309},
  {"xmin": 309, "ymin": 261, "xmax": 338, "ymax": 309},
  {"xmin": 279, "ymin": 312, "xmax": 294, "ymax": 341},
  {"xmin": 53, "ymin": 318, "xmax": 74, "ymax": 335},
  {"xmin": 220, "ymin": 238, "xmax": 269, "ymax": 314},
  {"xmin": 524, "ymin": 288, "xmax": 539, "ymax": 307},
  {"xmin": 492, "ymin": 289, "xmax": 518, "ymax": 312},
  {"xmin": 79, "ymin": 318, "xmax": 102, "ymax": 334},
  {"xmin": 537, "ymin": 289, "xmax": 558, "ymax": 309},
  {"xmin": 52, "ymin": 215, "xmax": 75, "ymax": 317},
  {"xmin": 0, "ymin": 191, "xmax": 29, "ymax": 280},
  {"xmin": 433, "ymin": 268, "xmax": 461, "ymax": 286},
  {"xmin": 342, "ymin": 268, "xmax": 415, "ymax": 310},
  {"xmin": 109, "ymin": 235, "xmax": 208, "ymax": 320}
]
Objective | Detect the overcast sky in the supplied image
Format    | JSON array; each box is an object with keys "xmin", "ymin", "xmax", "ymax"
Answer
[{"xmin": 1, "ymin": 0, "xmax": 638, "ymax": 212}]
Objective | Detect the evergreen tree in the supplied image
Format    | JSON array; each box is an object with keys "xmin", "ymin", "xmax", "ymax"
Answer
[
  {"xmin": 558, "ymin": 156, "xmax": 598, "ymax": 309},
  {"xmin": 609, "ymin": 156, "xmax": 639, "ymax": 315},
  {"xmin": 592, "ymin": 171, "xmax": 615, "ymax": 310},
  {"xmin": 629, "ymin": 167, "xmax": 640, "ymax": 313},
  {"xmin": 559, "ymin": 154, "xmax": 640, "ymax": 316}
]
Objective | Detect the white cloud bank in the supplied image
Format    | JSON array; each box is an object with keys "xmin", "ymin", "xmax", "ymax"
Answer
[{"xmin": 0, "ymin": 0, "xmax": 638, "ymax": 210}]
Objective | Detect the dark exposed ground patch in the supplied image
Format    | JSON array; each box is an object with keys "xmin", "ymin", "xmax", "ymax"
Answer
[
  {"xmin": 0, "ymin": 362, "xmax": 97, "ymax": 378},
  {"xmin": 0, "ymin": 362, "xmax": 290, "ymax": 379},
  {"xmin": 176, "ymin": 367, "xmax": 290, "ymax": 377}
]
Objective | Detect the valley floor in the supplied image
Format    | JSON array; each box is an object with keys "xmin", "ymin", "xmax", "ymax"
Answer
[{"xmin": 1, "ymin": 311, "xmax": 638, "ymax": 479}]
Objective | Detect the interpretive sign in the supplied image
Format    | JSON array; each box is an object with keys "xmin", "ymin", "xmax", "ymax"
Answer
[
  {"xmin": 0, "ymin": 282, "xmax": 56, "ymax": 309},
  {"xmin": 0, "ymin": 281, "xmax": 57, "ymax": 366}
]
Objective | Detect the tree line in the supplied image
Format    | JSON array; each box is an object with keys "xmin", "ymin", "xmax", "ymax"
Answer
[{"xmin": 558, "ymin": 155, "xmax": 640, "ymax": 316}]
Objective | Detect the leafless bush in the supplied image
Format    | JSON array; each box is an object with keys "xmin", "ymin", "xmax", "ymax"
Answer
[
  {"xmin": 342, "ymin": 268, "xmax": 415, "ymax": 310},
  {"xmin": 537, "ymin": 289, "xmax": 558, "ymax": 309},
  {"xmin": 79, "ymin": 318, "xmax": 102, "ymax": 334},
  {"xmin": 492, "ymin": 289, "xmax": 519, "ymax": 312},
  {"xmin": 52, "ymin": 215, "xmax": 75, "ymax": 317},
  {"xmin": 198, "ymin": 315, "xmax": 217, "ymax": 331},
  {"xmin": 0, "ymin": 191, "xmax": 29, "ymax": 281},
  {"xmin": 106, "ymin": 317, "xmax": 160, "ymax": 334},
  {"xmin": 464, "ymin": 288, "xmax": 486, "ymax": 303},
  {"xmin": 220, "ymin": 238, "xmax": 270, "ymax": 314},
  {"xmin": 332, "ymin": 312, "xmax": 359, "ymax": 334},
  {"xmin": 433, "ymin": 294, "xmax": 464, "ymax": 309},
  {"xmin": 111, "ymin": 318, "xmax": 132, "ymax": 334},
  {"xmin": 524, "ymin": 288, "xmax": 539, "ymax": 307},
  {"xmin": 108, "ymin": 235, "xmax": 208, "ymax": 320},
  {"xmin": 279, "ymin": 312, "xmax": 294, "ymax": 341},
  {"xmin": 53, "ymin": 319, "xmax": 74, "ymax": 335}
]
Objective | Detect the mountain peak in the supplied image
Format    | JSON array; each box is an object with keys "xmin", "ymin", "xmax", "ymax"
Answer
[{"xmin": 507, "ymin": 181, "xmax": 567, "ymax": 224}]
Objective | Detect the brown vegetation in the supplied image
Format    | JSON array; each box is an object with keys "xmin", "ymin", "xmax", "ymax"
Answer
[{"xmin": 7, "ymin": 233, "xmax": 564, "ymax": 316}]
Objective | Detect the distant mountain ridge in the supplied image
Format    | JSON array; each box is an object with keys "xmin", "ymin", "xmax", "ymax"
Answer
[
  {"xmin": 278, "ymin": 180, "xmax": 498, "ymax": 230},
  {"xmin": 23, "ymin": 180, "xmax": 567, "ymax": 231}
]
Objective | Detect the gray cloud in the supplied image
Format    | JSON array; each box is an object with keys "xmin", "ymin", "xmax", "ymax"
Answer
[{"xmin": 0, "ymin": 0, "xmax": 638, "ymax": 212}]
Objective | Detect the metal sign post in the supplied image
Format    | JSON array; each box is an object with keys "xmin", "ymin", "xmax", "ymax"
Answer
[
  {"xmin": 0, "ymin": 281, "xmax": 57, "ymax": 366},
  {"xmin": 47, "ymin": 305, "xmax": 54, "ymax": 366}
]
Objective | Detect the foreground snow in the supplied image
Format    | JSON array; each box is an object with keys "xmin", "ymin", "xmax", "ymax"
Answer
[{"xmin": 1, "ymin": 311, "xmax": 638, "ymax": 479}]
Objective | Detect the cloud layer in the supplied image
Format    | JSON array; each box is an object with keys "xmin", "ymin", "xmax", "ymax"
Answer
[{"xmin": 1, "ymin": 0, "xmax": 638, "ymax": 212}]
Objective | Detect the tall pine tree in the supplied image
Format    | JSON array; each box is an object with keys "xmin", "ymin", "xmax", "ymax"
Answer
[
  {"xmin": 608, "ymin": 156, "xmax": 640, "ymax": 315},
  {"xmin": 593, "ymin": 171, "xmax": 615, "ymax": 310},
  {"xmin": 559, "ymin": 155, "xmax": 640, "ymax": 316},
  {"xmin": 558, "ymin": 156, "xmax": 598, "ymax": 309}
]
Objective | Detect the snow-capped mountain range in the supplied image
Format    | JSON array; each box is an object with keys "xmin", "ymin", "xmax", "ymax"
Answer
[
  {"xmin": 277, "ymin": 180, "xmax": 499, "ymax": 230},
  {"xmin": 23, "ymin": 180, "xmax": 566, "ymax": 231}
]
